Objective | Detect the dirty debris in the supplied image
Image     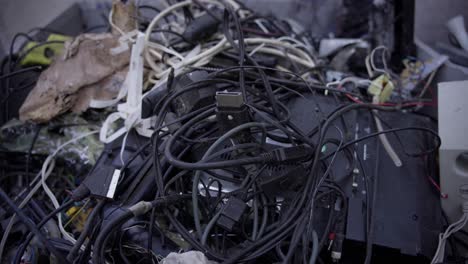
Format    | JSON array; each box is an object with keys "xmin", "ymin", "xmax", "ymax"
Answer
[{"xmin": 19, "ymin": 33, "xmax": 130, "ymax": 123}]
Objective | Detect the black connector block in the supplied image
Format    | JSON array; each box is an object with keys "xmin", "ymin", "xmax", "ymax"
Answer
[
  {"xmin": 216, "ymin": 197, "xmax": 247, "ymax": 231},
  {"xmin": 77, "ymin": 131, "xmax": 147, "ymax": 200},
  {"xmin": 81, "ymin": 164, "xmax": 117, "ymax": 199},
  {"xmin": 182, "ymin": 9, "xmax": 222, "ymax": 42},
  {"xmin": 260, "ymin": 165, "xmax": 307, "ymax": 196},
  {"xmin": 216, "ymin": 92, "xmax": 251, "ymax": 141},
  {"xmin": 141, "ymin": 71, "xmax": 216, "ymax": 119},
  {"xmin": 262, "ymin": 145, "xmax": 313, "ymax": 163},
  {"xmin": 271, "ymin": 145, "xmax": 312, "ymax": 162}
]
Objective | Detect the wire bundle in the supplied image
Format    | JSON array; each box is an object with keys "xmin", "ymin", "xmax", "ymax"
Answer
[{"xmin": 0, "ymin": 1, "xmax": 445, "ymax": 264}]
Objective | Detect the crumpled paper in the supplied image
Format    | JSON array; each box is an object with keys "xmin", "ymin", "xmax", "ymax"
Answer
[
  {"xmin": 19, "ymin": 0, "xmax": 138, "ymax": 123},
  {"xmin": 19, "ymin": 33, "xmax": 130, "ymax": 123}
]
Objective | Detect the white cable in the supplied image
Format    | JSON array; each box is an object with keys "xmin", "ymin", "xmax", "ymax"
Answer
[
  {"xmin": 365, "ymin": 55, "xmax": 374, "ymax": 77},
  {"xmin": 277, "ymin": 36, "xmax": 312, "ymax": 52},
  {"xmin": 143, "ymin": 2, "xmax": 283, "ymax": 75},
  {"xmin": 254, "ymin": 19, "xmax": 270, "ymax": 34},
  {"xmin": 244, "ymin": 38, "xmax": 315, "ymax": 65},
  {"xmin": 108, "ymin": 8, "xmax": 127, "ymax": 37},
  {"xmin": 120, "ymin": 129, "xmax": 131, "ymax": 166},
  {"xmin": 251, "ymin": 46, "xmax": 315, "ymax": 68},
  {"xmin": 149, "ymin": 37, "xmax": 316, "ymax": 81},
  {"xmin": 143, "ymin": 0, "xmax": 229, "ymax": 73},
  {"xmin": 338, "ymin": 76, "xmax": 372, "ymax": 88},
  {"xmin": 144, "ymin": 0, "xmax": 192, "ymax": 72},
  {"xmin": 40, "ymin": 131, "xmax": 99, "ymax": 243},
  {"xmin": 142, "ymin": 0, "xmax": 316, "ymax": 88},
  {"xmin": 248, "ymin": 43, "xmax": 266, "ymax": 57},
  {"xmin": 370, "ymin": 45, "xmax": 388, "ymax": 74},
  {"xmin": 151, "ymin": 37, "xmax": 227, "ymax": 81},
  {"xmin": 431, "ymin": 203, "xmax": 468, "ymax": 264},
  {"xmin": 146, "ymin": 41, "xmax": 185, "ymax": 60},
  {"xmin": 0, "ymin": 131, "xmax": 96, "ymax": 259}
]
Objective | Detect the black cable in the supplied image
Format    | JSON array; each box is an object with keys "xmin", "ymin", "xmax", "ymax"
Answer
[
  {"xmin": 93, "ymin": 209, "xmax": 136, "ymax": 264},
  {"xmin": 66, "ymin": 199, "xmax": 106, "ymax": 262},
  {"xmin": 0, "ymin": 66, "xmax": 42, "ymax": 81},
  {"xmin": 321, "ymin": 126, "xmax": 440, "ymax": 160},
  {"xmin": 25, "ymin": 125, "xmax": 42, "ymax": 191},
  {"xmin": 27, "ymin": 3, "xmax": 442, "ymax": 262},
  {"xmin": 76, "ymin": 217, "xmax": 103, "ymax": 264},
  {"xmin": 224, "ymin": 104, "xmax": 415, "ymax": 264},
  {"xmin": 0, "ymin": 186, "xmax": 71, "ymax": 264},
  {"xmin": 364, "ymin": 136, "xmax": 380, "ymax": 264},
  {"xmin": 152, "ymin": 29, "xmax": 196, "ymax": 45},
  {"xmin": 14, "ymin": 202, "xmax": 77, "ymax": 263},
  {"xmin": 7, "ymin": 33, "xmax": 34, "ymax": 71},
  {"xmin": 93, "ymin": 195, "xmax": 190, "ymax": 264},
  {"xmin": 14, "ymin": 199, "xmax": 75, "ymax": 264},
  {"xmin": 27, "ymin": 27, "xmax": 66, "ymax": 35}
]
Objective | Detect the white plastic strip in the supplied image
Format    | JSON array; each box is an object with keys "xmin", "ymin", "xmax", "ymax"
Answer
[
  {"xmin": 100, "ymin": 32, "xmax": 152, "ymax": 143},
  {"xmin": 106, "ymin": 169, "xmax": 121, "ymax": 198}
]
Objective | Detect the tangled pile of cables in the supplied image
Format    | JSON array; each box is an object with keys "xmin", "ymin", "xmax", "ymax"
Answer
[{"xmin": 0, "ymin": 0, "xmax": 445, "ymax": 264}]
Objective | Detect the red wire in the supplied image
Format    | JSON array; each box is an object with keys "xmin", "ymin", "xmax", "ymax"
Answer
[
  {"xmin": 427, "ymin": 176, "xmax": 448, "ymax": 199},
  {"xmin": 337, "ymin": 86, "xmax": 437, "ymax": 107}
]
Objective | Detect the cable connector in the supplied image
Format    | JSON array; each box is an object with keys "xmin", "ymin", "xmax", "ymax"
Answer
[
  {"xmin": 216, "ymin": 197, "xmax": 247, "ymax": 231},
  {"xmin": 182, "ymin": 9, "xmax": 222, "ymax": 42},
  {"xmin": 262, "ymin": 145, "xmax": 312, "ymax": 163},
  {"xmin": 129, "ymin": 201, "xmax": 153, "ymax": 216},
  {"xmin": 331, "ymin": 233, "xmax": 344, "ymax": 262},
  {"xmin": 71, "ymin": 184, "xmax": 91, "ymax": 201},
  {"xmin": 128, "ymin": 195, "xmax": 190, "ymax": 217}
]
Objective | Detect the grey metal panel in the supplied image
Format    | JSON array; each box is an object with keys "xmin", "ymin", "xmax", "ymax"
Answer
[{"xmin": 438, "ymin": 80, "xmax": 468, "ymax": 229}]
